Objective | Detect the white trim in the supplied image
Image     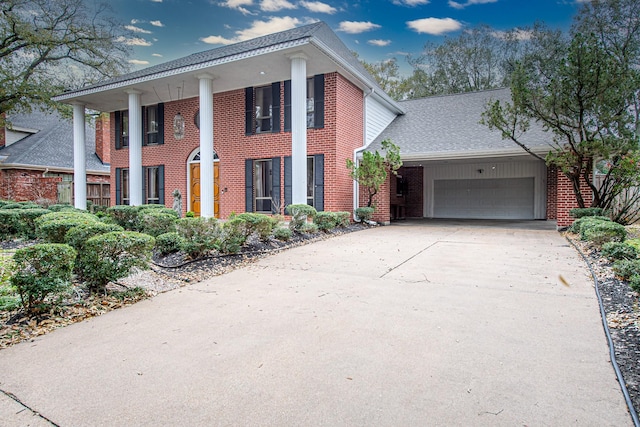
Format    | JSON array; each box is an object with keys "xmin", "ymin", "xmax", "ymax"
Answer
[
  {"xmin": 401, "ymin": 148, "xmax": 550, "ymax": 162},
  {"xmin": 0, "ymin": 163, "xmax": 108, "ymax": 175}
]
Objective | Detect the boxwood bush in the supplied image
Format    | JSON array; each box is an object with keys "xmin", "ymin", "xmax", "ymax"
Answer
[
  {"xmin": 286, "ymin": 204, "xmax": 317, "ymax": 232},
  {"xmin": 601, "ymin": 242, "xmax": 638, "ymax": 261},
  {"xmin": 0, "ymin": 210, "xmax": 20, "ymax": 240},
  {"xmin": 175, "ymin": 217, "xmax": 220, "ymax": 259},
  {"xmin": 219, "ymin": 218, "xmax": 248, "ymax": 254},
  {"xmin": 36, "ymin": 212, "xmax": 100, "ymax": 243},
  {"xmin": 581, "ymin": 221, "xmax": 627, "ymax": 246},
  {"xmin": 106, "ymin": 205, "xmax": 141, "ymax": 230},
  {"xmin": 155, "ymin": 232, "xmax": 186, "ymax": 255},
  {"xmin": 273, "ymin": 226, "xmax": 292, "ymax": 241},
  {"xmin": 569, "ymin": 216, "xmax": 612, "ymax": 234},
  {"xmin": 569, "ymin": 207, "xmax": 606, "ymax": 218},
  {"xmin": 314, "ymin": 211, "xmax": 339, "ymax": 231},
  {"xmin": 139, "ymin": 210, "xmax": 178, "ymax": 237},
  {"xmin": 14, "ymin": 208, "xmax": 50, "ymax": 239},
  {"xmin": 64, "ymin": 222, "xmax": 124, "ymax": 251},
  {"xmin": 11, "ymin": 243, "xmax": 76, "ymax": 313},
  {"xmin": 78, "ymin": 231, "xmax": 155, "ymax": 291},
  {"xmin": 613, "ymin": 259, "xmax": 640, "ymax": 282},
  {"xmin": 355, "ymin": 207, "xmax": 374, "ymax": 222}
]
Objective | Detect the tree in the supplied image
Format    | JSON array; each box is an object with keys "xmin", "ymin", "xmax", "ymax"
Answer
[
  {"xmin": 481, "ymin": 0, "xmax": 640, "ymax": 223},
  {"xmin": 347, "ymin": 139, "xmax": 402, "ymax": 208},
  {"xmin": 0, "ymin": 0, "xmax": 131, "ymax": 119},
  {"xmin": 407, "ymin": 25, "xmax": 509, "ymax": 97},
  {"xmin": 356, "ymin": 54, "xmax": 410, "ymax": 101}
]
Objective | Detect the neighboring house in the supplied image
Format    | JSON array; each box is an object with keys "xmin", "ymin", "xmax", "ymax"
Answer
[
  {"xmin": 52, "ymin": 21, "xmax": 585, "ymax": 226},
  {"xmin": 0, "ymin": 109, "xmax": 110, "ymax": 206},
  {"xmin": 367, "ymin": 88, "xmax": 589, "ymax": 227}
]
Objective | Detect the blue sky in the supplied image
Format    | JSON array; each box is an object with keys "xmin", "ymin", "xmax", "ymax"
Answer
[{"xmin": 110, "ymin": 0, "xmax": 585, "ymax": 75}]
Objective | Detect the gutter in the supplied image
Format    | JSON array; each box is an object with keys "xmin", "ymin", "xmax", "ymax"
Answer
[{"xmin": 0, "ymin": 163, "xmax": 109, "ymax": 175}]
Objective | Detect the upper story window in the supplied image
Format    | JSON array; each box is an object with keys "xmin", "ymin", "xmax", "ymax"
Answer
[
  {"xmin": 115, "ymin": 103, "xmax": 164, "ymax": 149},
  {"xmin": 116, "ymin": 110, "xmax": 129, "ymax": 148},
  {"xmin": 145, "ymin": 105, "xmax": 159, "ymax": 144},
  {"xmin": 284, "ymin": 74, "xmax": 324, "ymax": 132},
  {"xmin": 245, "ymin": 83, "xmax": 281, "ymax": 135},
  {"xmin": 306, "ymin": 78, "xmax": 315, "ymax": 128}
]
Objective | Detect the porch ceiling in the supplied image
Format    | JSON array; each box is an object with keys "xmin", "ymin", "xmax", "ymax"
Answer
[{"xmin": 56, "ymin": 43, "xmax": 356, "ymax": 113}]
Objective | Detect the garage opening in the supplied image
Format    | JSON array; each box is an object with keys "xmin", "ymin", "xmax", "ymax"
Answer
[{"xmin": 433, "ymin": 177, "xmax": 535, "ymax": 220}]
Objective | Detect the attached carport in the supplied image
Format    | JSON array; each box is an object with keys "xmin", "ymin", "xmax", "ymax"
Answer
[{"xmin": 367, "ymin": 88, "xmax": 554, "ymax": 222}]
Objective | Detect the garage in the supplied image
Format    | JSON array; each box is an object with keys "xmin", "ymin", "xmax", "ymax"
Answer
[{"xmin": 433, "ymin": 177, "xmax": 535, "ymax": 219}]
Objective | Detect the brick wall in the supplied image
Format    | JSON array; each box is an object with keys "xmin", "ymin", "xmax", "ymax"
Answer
[
  {"xmin": 546, "ymin": 165, "xmax": 558, "ymax": 220},
  {"xmin": 555, "ymin": 169, "xmax": 593, "ymax": 227},
  {"xmin": 95, "ymin": 113, "xmax": 111, "ymax": 164},
  {"xmin": 110, "ymin": 72, "xmax": 364, "ymax": 218}
]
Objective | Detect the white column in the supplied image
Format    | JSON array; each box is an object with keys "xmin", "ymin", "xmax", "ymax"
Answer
[
  {"xmin": 198, "ymin": 74, "xmax": 215, "ymax": 218},
  {"xmin": 126, "ymin": 89, "xmax": 143, "ymax": 206},
  {"xmin": 72, "ymin": 103, "xmax": 87, "ymax": 210},
  {"xmin": 290, "ymin": 54, "xmax": 308, "ymax": 205}
]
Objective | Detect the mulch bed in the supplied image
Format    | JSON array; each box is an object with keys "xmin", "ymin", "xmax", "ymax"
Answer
[{"xmin": 567, "ymin": 231, "xmax": 640, "ymax": 419}]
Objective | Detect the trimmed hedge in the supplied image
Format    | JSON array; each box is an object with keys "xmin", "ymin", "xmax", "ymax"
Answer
[
  {"xmin": 314, "ymin": 211, "xmax": 338, "ymax": 231},
  {"xmin": 175, "ymin": 217, "xmax": 220, "ymax": 259},
  {"xmin": 601, "ymin": 242, "xmax": 638, "ymax": 261},
  {"xmin": 155, "ymin": 232, "xmax": 186, "ymax": 255},
  {"xmin": 64, "ymin": 222, "xmax": 124, "ymax": 251},
  {"xmin": 286, "ymin": 204, "xmax": 317, "ymax": 232},
  {"xmin": 37, "ymin": 212, "xmax": 100, "ymax": 243},
  {"xmin": 11, "ymin": 243, "xmax": 76, "ymax": 313},
  {"xmin": 613, "ymin": 259, "xmax": 640, "ymax": 282},
  {"xmin": 355, "ymin": 207, "xmax": 374, "ymax": 222},
  {"xmin": 139, "ymin": 210, "xmax": 178, "ymax": 237},
  {"xmin": 14, "ymin": 208, "xmax": 50, "ymax": 239},
  {"xmin": 0, "ymin": 210, "xmax": 20, "ymax": 240},
  {"xmin": 106, "ymin": 205, "xmax": 141, "ymax": 230},
  {"xmin": 569, "ymin": 216, "xmax": 612, "ymax": 235},
  {"xmin": 273, "ymin": 226, "xmax": 292, "ymax": 241},
  {"xmin": 78, "ymin": 231, "xmax": 155, "ymax": 291},
  {"xmin": 581, "ymin": 221, "xmax": 627, "ymax": 246},
  {"xmin": 570, "ymin": 207, "xmax": 605, "ymax": 218}
]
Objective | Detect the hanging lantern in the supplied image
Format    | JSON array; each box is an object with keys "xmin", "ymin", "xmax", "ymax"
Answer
[{"xmin": 173, "ymin": 112, "xmax": 185, "ymax": 140}]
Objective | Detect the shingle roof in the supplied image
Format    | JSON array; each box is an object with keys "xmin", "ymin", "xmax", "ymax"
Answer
[
  {"xmin": 369, "ymin": 88, "xmax": 553, "ymax": 158},
  {"xmin": 0, "ymin": 109, "xmax": 108, "ymax": 173}
]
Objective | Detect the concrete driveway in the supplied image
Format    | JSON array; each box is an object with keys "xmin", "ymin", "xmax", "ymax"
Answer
[{"xmin": 0, "ymin": 220, "xmax": 631, "ymax": 426}]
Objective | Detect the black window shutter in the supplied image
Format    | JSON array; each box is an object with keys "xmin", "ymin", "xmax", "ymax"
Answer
[
  {"xmin": 142, "ymin": 166, "xmax": 147, "ymax": 204},
  {"xmin": 271, "ymin": 82, "xmax": 281, "ymax": 133},
  {"xmin": 158, "ymin": 165, "xmax": 165, "ymax": 205},
  {"xmin": 283, "ymin": 80, "xmax": 291, "ymax": 132},
  {"xmin": 245, "ymin": 159, "xmax": 253, "ymax": 212},
  {"xmin": 245, "ymin": 87, "xmax": 254, "ymax": 135},
  {"xmin": 115, "ymin": 168, "xmax": 122, "ymax": 204},
  {"xmin": 284, "ymin": 156, "xmax": 292, "ymax": 209},
  {"xmin": 157, "ymin": 103, "xmax": 165, "ymax": 145},
  {"xmin": 115, "ymin": 111, "xmax": 122, "ymax": 149},
  {"xmin": 314, "ymin": 74, "xmax": 325, "ymax": 129},
  {"xmin": 313, "ymin": 154, "xmax": 324, "ymax": 211},
  {"xmin": 271, "ymin": 157, "xmax": 281, "ymax": 214}
]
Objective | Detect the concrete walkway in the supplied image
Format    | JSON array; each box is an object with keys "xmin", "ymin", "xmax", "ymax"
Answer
[{"xmin": 0, "ymin": 220, "xmax": 631, "ymax": 426}]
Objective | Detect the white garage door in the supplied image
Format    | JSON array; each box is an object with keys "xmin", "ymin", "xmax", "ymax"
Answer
[{"xmin": 433, "ymin": 177, "xmax": 535, "ymax": 219}]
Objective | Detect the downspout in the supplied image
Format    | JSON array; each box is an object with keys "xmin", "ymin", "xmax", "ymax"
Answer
[{"xmin": 353, "ymin": 87, "xmax": 374, "ymax": 221}]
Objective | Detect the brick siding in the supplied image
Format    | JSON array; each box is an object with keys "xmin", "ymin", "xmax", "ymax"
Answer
[
  {"xmin": 0, "ymin": 169, "xmax": 107, "ymax": 204},
  {"xmin": 95, "ymin": 113, "xmax": 111, "ymax": 164},
  {"xmin": 556, "ymin": 169, "xmax": 594, "ymax": 227},
  {"xmin": 110, "ymin": 72, "xmax": 364, "ymax": 219}
]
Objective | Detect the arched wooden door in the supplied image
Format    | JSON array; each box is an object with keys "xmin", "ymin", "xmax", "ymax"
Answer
[{"xmin": 189, "ymin": 159, "xmax": 219, "ymax": 218}]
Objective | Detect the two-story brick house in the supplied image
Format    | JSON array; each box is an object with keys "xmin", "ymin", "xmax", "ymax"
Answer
[{"xmin": 54, "ymin": 21, "xmax": 402, "ymax": 220}]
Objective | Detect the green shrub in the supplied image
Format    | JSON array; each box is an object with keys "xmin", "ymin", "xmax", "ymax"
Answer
[
  {"xmin": 355, "ymin": 207, "xmax": 375, "ymax": 222},
  {"xmin": 0, "ymin": 210, "xmax": 21, "ymax": 240},
  {"xmin": 106, "ymin": 205, "xmax": 142, "ymax": 230},
  {"xmin": 314, "ymin": 211, "xmax": 338, "ymax": 231},
  {"xmin": 155, "ymin": 232, "xmax": 186, "ymax": 255},
  {"xmin": 64, "ymin": 222, "xmax": 124, "ymax": 251},
  {"xmin": 185, "ymin": 211, "xmax": 195, "ymax": 218},
  {"xmin": 78, "ymin": 231, "xmax": 155, "ymax": 291},
  {"xmin": 613, "ymin": 259, "xmax": 640, "ymax": 281},
  {"xmin": 629, "ymin": 275, "xmax": 640, "ymax": 292},
  {"xmin": 627, "ymin": 238, "xmax": 640, "ymax": 252},
  {"xmin": 219, "ymin": 218, "xmax": 247, "ymax": 254},
  {"xmin": 0, "ymin": 200, "xmax": 12, "ymax": 208},
  {"xmin": 581, "ymin": 221, "xmax": 627, "ymax": 246},
  {"xmin": 601, "ymin": 242, "xmax": 638, "ymax": 261},
  {"xmin": 139, "ymin": 210, "xmax": 178, "ymax": 237},
  {"xmin": 0, "ymin": 254, "xmax": 19, "ymax": 311},
  {"xmin": 569, "ymin": 216, "xmax": 611, "ymax": 234},
  {"xmin": 1, "ymin": 203, "xmax": 24, "ymax": 210},
  {"xmin": 11, "ymin": 243, "xmax": 76, "ymax": 313},
  {"xmin": 570, "ymin": 207, "xmax": 606, "ymax": 218},
  {"xmin": 232, "ymin": 212, "xmax": 278, "ymax": 241},
  {"xmin": 175, "ymin": 217, "xmax": 220, "ymax": 259},
  {"xmin": 273, "ymin": 226, "xmax": 292, "ymax": 241},
  {"xmin": 47, "ymin": 204, "xmax": 79, "ymax": 213},
  {"xmin": 37, "ymin": 214, "xmax": 100, "ymax": 243},
  {"xmin": 300, "ymin": 222, "xmax": 319, "ymax": 234},
  {"xmin": 14, "ymin": 208, "xmax": 50, "ymax": 239},
  {"xmin": 35, "ymin": 210, "xmax": 98, "ymax": 227},
  {"xmin": 335, "ymin": 211, "xmax": 351, "ymax": 227},
  {"xmin": 286, "ymin": 204, "xmax": 317, "ymax": 231}
]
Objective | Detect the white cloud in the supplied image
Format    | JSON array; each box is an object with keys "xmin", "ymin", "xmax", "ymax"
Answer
[
  {"xmin": 448, "ymin": 0, "xmax": 497, "ymax": 9},
  {"xmin": 491, "ymin": 28, "xmax": 533, "ymax": 41},
  {"xmin": 220, "ymin": 0, "xmax": 254, "ymax": 14},
  {"xmin": 260, "ymin": 0, "xmax": 296, "ymax": 11},
  {"xmin": 392, "ymin": 0, "xmax": 430, "ymax": 6},
  {"xmin": 150, "ymin": 20, "xmax": 164, "ymax": 27},
  {"xmin": 116, "ymin": 36, "xmax": 153, "ymax": 46},
  {"xmin": 368, "ymin": 39, "xmax": 391, "ymax": 46},
  {"xmin": 125, "ymin": 25, "xmax": 152, "ymax": 34},
  {"xmin": 201, "ymin": 16, "xmax": 303, "ymax": 45},
  {"xmin": 129, "ymin": 59, "xmax": 150, "ymax": 65},
  {"xmin": 150, "ymin": 0, "xmax": 162, "ymax": 2},
  {"xmin": 406, "ymin": 17, "xmax": 462, "ymax": 35},
  {"xmin": 131, "ymin": 19, "xmax": 141, "ymax": 24},
  {"xmin": 337, "ymin": 21, "xmax": 381, "ymax": 34},
  {"xmin": 152, "ymin": 53, "xmax": 163, "ymax": 57},
  {"xmin": 300, "ymin": 1, "xmax": 337, "ymax": 13}
]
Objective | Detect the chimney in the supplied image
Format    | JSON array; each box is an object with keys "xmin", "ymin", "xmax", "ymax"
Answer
[{"xmin": 94, "ymin": 112, "xmax": 111, "ymax": 164}]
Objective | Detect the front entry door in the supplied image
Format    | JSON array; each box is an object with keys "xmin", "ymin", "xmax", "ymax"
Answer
[{"xmin": 190, "ymin": 162, "xmax": 219, "ymax": 218}]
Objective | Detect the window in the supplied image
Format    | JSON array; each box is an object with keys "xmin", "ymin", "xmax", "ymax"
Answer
[
  {"xmin": 115, "ymin": 168, "xmax": 130, "ymax": 205},
  {"xmin": 245, "ymin": 83, "xmax": 281, "ymax": 135},
  {"xmin": 284, "ymin": 74, "xmax": 324, "ymax": 131},
  {"xmin": 145, "ymin": 166, "xmax": 161, "ymax": 204},
  {"xmin": 254, "ymin": 159, "xmax": 272, "ymax": 212},
  {"xmin": 307, "ymin": 156, "xmax": 314, "ymax": 206},
  {"xmin": 115, "ymin": 110, "xmax": 129, "ymax": 148}
]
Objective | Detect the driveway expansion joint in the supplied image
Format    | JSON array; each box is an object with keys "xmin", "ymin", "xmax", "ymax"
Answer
[{"xmin": 1, "ymin": 388, "xmax": 60, "ymax": 426}]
